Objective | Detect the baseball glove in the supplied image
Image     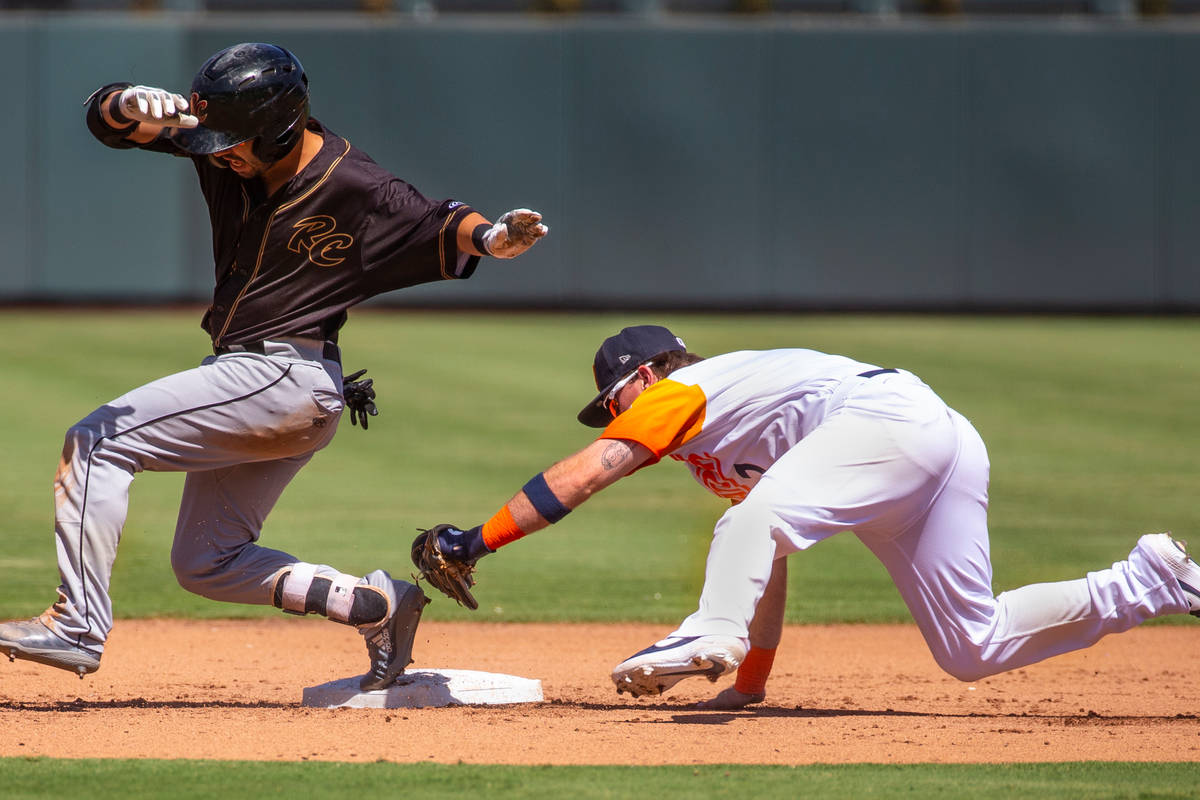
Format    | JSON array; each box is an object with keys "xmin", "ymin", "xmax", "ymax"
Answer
[
  {"xmin": 342, "ymin": 368, "xmax": 379, "ymax": 429},
  {"xmin": 411, "ymin": 524, "xmax": 484, "ymax": 610}
]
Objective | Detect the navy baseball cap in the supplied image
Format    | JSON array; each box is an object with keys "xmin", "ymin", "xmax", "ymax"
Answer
[{"xmin": 577, "ymin": 325, "xmax": 687, "ymax": 428}]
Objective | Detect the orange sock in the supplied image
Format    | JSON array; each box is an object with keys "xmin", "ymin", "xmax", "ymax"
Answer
[
  {"xmin": 481, "ymin": 505, "xmax": 526, "ymax": 551},
  {"xmin": 733, "ymin": 646, "xmax": 776, "ymax": 696}
]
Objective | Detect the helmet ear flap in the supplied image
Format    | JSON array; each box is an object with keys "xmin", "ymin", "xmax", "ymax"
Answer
[{"xmin": 251, "ymin": 99, "xmax": 309, "ymax": 163}]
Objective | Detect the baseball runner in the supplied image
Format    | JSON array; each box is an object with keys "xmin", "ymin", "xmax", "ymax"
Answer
[
  {"xmin": 412, "ymin": 325, "xmax": 1198, "ymax": 707},
  {"xmin": 0, "ymin": 43, "xmax": 547, "ymax": 688}
]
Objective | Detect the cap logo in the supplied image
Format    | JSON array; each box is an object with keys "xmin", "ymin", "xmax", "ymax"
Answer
[
  {"xmin": 617, "ymin": 354, "xmax": 632, "ymax": 365},
  {"xmin": 190, "ymin": 92, "xmax": 209, "ymax": 122}
]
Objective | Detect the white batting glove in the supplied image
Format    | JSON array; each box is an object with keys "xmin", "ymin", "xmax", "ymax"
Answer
[
  {"xmin": 117, "ymin": 85, "xmax": 199, "ymax": 129},
  {"xmin": 481, "ymin": 209, "xmax": 549, "ymax": 259}
]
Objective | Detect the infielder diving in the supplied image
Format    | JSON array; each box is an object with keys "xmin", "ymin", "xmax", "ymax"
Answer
[
  {"xmin": 415, "ymin": 325, "xmax": 1198, "ymax": 707},
  {"xmin": 0, "ymin": 43, "xmax": 547, "ymax": 688}
]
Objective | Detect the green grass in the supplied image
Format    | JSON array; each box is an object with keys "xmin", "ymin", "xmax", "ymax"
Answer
[
  {"xmin": 0, "ymin": 310, "xmax": 1197, "ymax": 624},
  {"xmin": 1, "ymin": 759, "xmax": 1199, "ymax": 799},
  {"xmin": 2, "ymin": 311, "xmax": 1198, "ymax": 791}
]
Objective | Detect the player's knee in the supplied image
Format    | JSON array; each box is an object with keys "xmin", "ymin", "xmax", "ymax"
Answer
[
  {"xmin": 170, "ymin": 562, "xmax": 209, "ymax": 596},
  {"xmin": 926, "ymin": 640, "xmax": 996, "ymax": 682},
  {"xmin": 720, "ymin": 491, "xmax": 783, "ymax": 531},
  {"xmin": 62, "ymin": 421, "xmax": 101, "ymax": 460},
  {"xmin": 61, "ymin": 414, "xmax": 133, "ymax": 476},
  {"xmin": 170, "ymin": 549, "xmax": 224, "ymax": 597},
  {"xmin": 936, "ymin": 658, "xmax": 993, "ymax": 683}
]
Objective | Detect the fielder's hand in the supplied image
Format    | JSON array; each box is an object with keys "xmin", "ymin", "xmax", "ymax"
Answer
[
  {"xmin": 341, "ymin": 369, "xmax": 379, "ymax": 430},
  {"xmin": 694, "ymin": 686, "xmax": 766, "ymax": 710},
  {"xmin": 117, "ymin": 85, "xmax": 199, "ymax": 128},
  {"xmin": 481, "ymin": 209, "xmax": 548, "ymax": 259},
  {"xmin": 410, "ymin": 524, "xmax": 492, "ymax": 610}
]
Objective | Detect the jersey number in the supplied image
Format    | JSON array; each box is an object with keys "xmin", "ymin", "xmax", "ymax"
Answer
[{"xmin": 289, "ymin": 216, "xmax": 354, "ymax": 268}]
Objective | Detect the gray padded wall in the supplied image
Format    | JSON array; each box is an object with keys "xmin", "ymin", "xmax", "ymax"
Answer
[
  {"xmin": 38, "ymin": 18, "xmax": 194, "ymax": 298},
  {"xmin": 1163, "ymin": 31, "xmax": 1200, "ymax": 306},
  {"xmin": 2, "ymin": 15, "xmax": 1198, "ymax": 309},
  {"xmin": 0, "ymin": 21, "xmax": 33, "ymax": 296}
]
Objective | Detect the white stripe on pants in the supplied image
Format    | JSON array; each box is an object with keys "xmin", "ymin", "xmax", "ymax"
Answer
[{"xmin": 51, "ymin": 350, "xmax": 344, "ymax": 651}]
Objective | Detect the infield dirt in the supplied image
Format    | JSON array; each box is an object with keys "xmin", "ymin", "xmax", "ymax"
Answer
[{"xmin": 1, "ymin": 620, "xmax": 1197, "ymax": 764}]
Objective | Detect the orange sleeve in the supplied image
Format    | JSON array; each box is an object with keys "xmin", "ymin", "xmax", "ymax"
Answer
[
  {"xmin": 481, "ymin": 504, "xmax": 525, "ymax": 551},
  {"xmin": 600, "ymin": 378, "xmax": 706, "ymax": 463},
  {"xmin": 734, "ymin": 646, "xmax": 776, "ymax": 695}
]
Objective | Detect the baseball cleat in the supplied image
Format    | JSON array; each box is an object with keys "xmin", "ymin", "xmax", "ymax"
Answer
[
  {"xmin": 0, "ymin": 617, "xmax": 101, "ymax": 678},
  {"xmin": 1140, "ymin": 533, "xmax": 1200, "ymax": 617},
  {"xmin": 359, "ymin": 580, "xmax": 429, "ymax": 691},
  {"xmin": 611, "ymin": 635, "xmax": 747, "ymax": 698}
]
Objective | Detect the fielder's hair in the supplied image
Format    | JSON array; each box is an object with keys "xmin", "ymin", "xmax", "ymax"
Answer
[{"xmin": 647, "ymin": 350, "xmax": 704, "ymax": 380}]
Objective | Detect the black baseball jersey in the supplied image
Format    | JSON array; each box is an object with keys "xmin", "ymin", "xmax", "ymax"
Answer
[{"xmin": 88, "ymin": 113, "xmax": 479, "ymax": 346}]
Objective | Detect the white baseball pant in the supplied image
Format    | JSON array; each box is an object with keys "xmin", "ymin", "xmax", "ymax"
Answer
[{"xmin": 670, "ymin": 372, "xmax": 1189, "ymax": 680}]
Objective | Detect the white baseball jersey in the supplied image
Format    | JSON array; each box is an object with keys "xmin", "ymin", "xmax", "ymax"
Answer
[
  {"xmin": 600, "ymin": 349, "xmax": 880, "ymax": 503},
  {"xmin": 599, "ymin": 348, "xmax": 1190, "ymax": 682}
]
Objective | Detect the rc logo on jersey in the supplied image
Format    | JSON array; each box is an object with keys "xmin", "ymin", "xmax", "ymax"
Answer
[{"xmin": 289, "ymin": 216, "xmax": 354, "ymax": 267}]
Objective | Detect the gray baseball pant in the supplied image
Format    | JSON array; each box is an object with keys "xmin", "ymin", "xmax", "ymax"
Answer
[{"xmin": 48, "ymin": 338, "xmax": 377, "ymax": 652}]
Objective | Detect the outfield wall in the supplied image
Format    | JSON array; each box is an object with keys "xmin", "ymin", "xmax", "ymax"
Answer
[{"xmin": 2, "ymin": 13, "xmax": 1198, "ymax": 310}]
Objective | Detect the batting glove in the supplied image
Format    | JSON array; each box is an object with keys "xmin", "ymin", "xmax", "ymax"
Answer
[
  {"xmin": 481, "ymin": 209, "xmax": 548, "ymax": 259},
  {"xmin": 342, "ymin": 369, "xmax": 379, "ymax": 430},
  {"xmin": 118, "ymin": 85, "xmax": 199, "ymax": 129}
]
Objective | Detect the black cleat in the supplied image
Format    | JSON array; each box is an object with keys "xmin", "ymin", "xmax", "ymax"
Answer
[{"xmin": 359, "ymin": 581, "xmax": 429, "ymax": 691}]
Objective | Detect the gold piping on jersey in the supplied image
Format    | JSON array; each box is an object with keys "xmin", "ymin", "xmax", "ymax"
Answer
[
  {"xmin": 213, "ymin": 138, "xmax": 353, "ymax": 347},
  {"xmin": 437, "ymin": 205, "xmax": 467, "ymax": 280}
]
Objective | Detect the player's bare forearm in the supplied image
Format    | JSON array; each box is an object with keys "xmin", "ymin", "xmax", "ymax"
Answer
[
  {"xmin": 749, "ymin": 556, "xmax": 787, "ymax": 650},
  {"xmin": 695, "ymin": 686, "xmax": 766, "ymax": 710},
  {"xmin": 695, "ymin": 554, "xmax": 787, "ymax": 710},
  {"xmin": 505, "ymin": 438, "xmax": 650, "ymax": 532}
]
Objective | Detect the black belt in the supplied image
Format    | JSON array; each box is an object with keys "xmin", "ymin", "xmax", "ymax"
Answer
[
  {"xmin": 857, "ymin": 368, "xmax": 898, "ymax": 378},
  {"xmin": 214, "ymin": 340, "xmax": 340, "ymax": 364}
]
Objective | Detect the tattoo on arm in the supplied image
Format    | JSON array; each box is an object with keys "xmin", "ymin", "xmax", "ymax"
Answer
[{"xmin": 600, "ymin": 441, "xmax": 632, "ymax": 471}]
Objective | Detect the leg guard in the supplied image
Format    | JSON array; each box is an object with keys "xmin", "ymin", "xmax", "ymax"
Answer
[{"xmin": 270, "ymin": 563, "xmax": 389, "ymax": 627}]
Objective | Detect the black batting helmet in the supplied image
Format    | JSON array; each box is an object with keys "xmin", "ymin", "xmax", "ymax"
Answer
[{"xmin": 173, "ymin": 43, "xmax": 309, "ymax": 164}]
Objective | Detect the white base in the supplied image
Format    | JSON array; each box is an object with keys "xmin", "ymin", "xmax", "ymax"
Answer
[{"xmin": 301, "ymin": 668, "xmax": 544, "ymax": 709}]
